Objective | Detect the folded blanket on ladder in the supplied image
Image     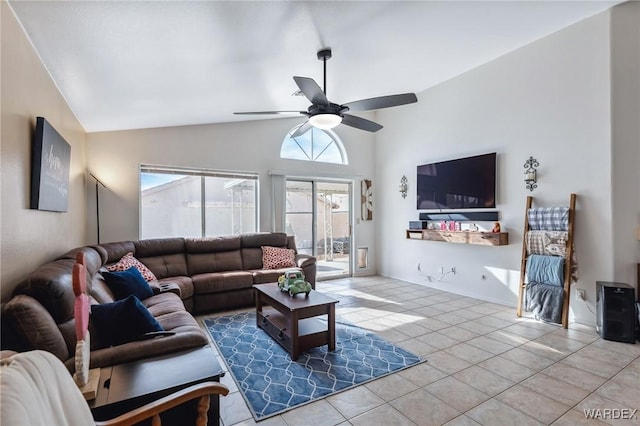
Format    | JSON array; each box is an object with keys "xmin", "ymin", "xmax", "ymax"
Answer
[
  {"xmin": 526, "ymin": 254, "xmax": 564, "ymax": 287},
  {"xmin": 525, "ymin": 282, "xmax": 564, "ymax": 324},
  {"xmin": 528, "ymin": 207, "xmax": 569, "ymax": 231},
  {"xmin": 526, "ymin": 230, "xmax": 578, "ymax": 283}
]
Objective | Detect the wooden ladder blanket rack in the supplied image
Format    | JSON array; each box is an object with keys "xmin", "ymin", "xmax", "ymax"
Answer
[{"xmin": 516, "ymin": 193, "xmax": 577, "ymax": 329}]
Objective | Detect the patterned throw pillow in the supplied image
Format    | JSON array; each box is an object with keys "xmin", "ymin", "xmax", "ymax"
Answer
[
  {"xmin": 106, "ymin": 252, "xmax": 157, "ymax": 282},
  {"xmin": 262, "ymin": 246, "xmax": 296, "ymax": 269}
]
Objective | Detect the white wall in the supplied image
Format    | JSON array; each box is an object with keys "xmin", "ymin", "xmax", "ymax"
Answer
[
  {"xmin": 86, "ymin": 116, "xmax": 377, "ymax": 273},
  {"xmin": 375, "ymin": 12, "xmax": 614, "ymax": 325},
  {"xmin": 610, "ymin": 2, "xmax": 640, "ymax": 288},
  {"xmin": 1, "ymin": 2, "xmax": 88, "ymax": 300}
]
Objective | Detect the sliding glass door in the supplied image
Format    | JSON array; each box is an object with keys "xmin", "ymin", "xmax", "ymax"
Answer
[{"xmin": 285, "ymin": 179, "xmax": 352, "ymax": 279}]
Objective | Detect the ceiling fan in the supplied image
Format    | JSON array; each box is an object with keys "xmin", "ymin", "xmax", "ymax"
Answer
[{"xmin": 234, "ymin": 48, "xmax": 418, "ymax": 137}]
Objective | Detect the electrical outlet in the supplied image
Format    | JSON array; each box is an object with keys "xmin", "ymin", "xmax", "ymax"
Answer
[{"xmin": 577, "ymin": 289, "xmax": 586, "ymax": 301}]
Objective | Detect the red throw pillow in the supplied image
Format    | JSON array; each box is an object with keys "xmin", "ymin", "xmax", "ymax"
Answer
[
  {"xmin": 106, "ymin": 252, "xmax": 157, "ymax": 282},
  {"xmin": 262, "ymin": 246, "xmax": 296, "ymax": 269}
]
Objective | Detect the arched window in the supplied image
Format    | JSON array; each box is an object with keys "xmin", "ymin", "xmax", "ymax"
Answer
[{"xmin": 280, "ymin": 125, "xmax": 348, "ymax": 165}]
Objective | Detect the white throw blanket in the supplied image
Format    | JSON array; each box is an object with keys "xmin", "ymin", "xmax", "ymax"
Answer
[{"xmin": 0, "ymin": 350, "xmax": 95, "ymax": 426}]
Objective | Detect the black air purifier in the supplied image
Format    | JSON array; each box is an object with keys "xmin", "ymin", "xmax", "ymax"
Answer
[{"xmin": 596, "ymin": 281, "xmax": 636, "ymax": 344}]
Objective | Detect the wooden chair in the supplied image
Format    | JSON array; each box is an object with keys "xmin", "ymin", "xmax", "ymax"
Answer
[{"xmin": 0, "ymin": 350, "xmax": 229, "ymax": 426}]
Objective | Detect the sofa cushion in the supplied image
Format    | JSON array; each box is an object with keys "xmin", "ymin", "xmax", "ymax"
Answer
[
  {"xmin": 58, "ymin": 247, "xmax": 103, "ymax": 280},
  {"xmin": 94, "ymin": 241, "xmax": 136, "ymax": 264},
  {"xmin": 136, "ymin": 253, "xmax": 188, "ymax": 279},
  {"xmin": 89, "ymin": 276, "xmax": 116, "ymax": 305},
  {"xmin": 192, "ymin": 271, "xmax": 254, "ymax": 294},
  {"xmin": 106, "ymin": 252, "xmax": 157, "ymax": 282},
  {"xmin": 85, "ymin": 309, "xmax": 208, "ymax": 369},
  {"xmin": 241, "ymin": 233, "xmax": 289, "ymax": 270},
  {"xmin": 250, "ymin": 268, "xmax": 296, "ymax": 284},
  {"xmin": 134, "ymin": 238, "xmax": 185, "ymax": 257},
  {"xmin": 134, "ymin": 238, "xmax": 188, "ymax": 278},
  {"xmin": 91, "ymin": 295, "xmax": 163, "ymax": 347},
  {"xmin": 143, "ymin": 292, "xmax": 188, "ymax": 318},
  {"xmin": 102, "ymin": 267, "xmax": 154, "ymax": 301},
  {"xmin": 186, "ymin": 237, "xmax": 243, "ymax": 275},
  {"xmin": 262, "ymin": 246, "xmax": 296, "ymax": 269},
  {"xmin": 13, "ymin": 259, "xmax": 76, "ymax": 324},
  {"xmin": 241, "ymin": 232, "xmax": 288, "ymax": 248}
]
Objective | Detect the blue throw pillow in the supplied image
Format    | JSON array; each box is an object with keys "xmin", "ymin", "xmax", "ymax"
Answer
[
  {"xmin": 102, "ymin": 267, "xmax": 154, "ymax": 301},
  {"xmin": 91, "ymin": 295, "xmax": 163, "ymax": 347}
]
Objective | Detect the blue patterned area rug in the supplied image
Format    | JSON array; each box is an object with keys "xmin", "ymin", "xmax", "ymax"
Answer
[{"xmin": 204, "ymin": 311, "xmax": 423, "ymax": 421}]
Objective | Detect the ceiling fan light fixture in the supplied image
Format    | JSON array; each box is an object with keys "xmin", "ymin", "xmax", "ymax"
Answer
[{"xmin": 309, "ymin": 113, "xmax": 342, "ymax": 130}]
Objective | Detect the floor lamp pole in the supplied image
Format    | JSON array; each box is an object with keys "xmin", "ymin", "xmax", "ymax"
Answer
[{"xmin": 89, "ymin": 173, "xmax": 106, "ymax": 244}]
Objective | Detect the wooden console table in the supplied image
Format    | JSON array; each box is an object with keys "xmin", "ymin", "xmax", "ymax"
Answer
[
  {"xmin": 406, "ymin": 229, "xmax": 509, "ymax": 246},
  {"xmin": 254, "ymin": 283, "xmax": 338, "ymax": 361},
  {"xmin": 89, "ymin": 346, "xmax": 224, "ymax": 425}
]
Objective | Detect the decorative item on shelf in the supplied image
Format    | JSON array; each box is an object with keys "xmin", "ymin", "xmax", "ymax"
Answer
[
  {"xmin": 361, "ymin": 179, "xmax": 373, "ymax": 221},
  {"xmin": 399, "ymin": 175, "xmax": 408, "ymax": 199},
  {"xmin": 524, "ymin": 156, "xmax": 539, "ymax": 192},
  {"xmin": 492, "ymin": 222, "xmax": 501, "ymax": 233}
]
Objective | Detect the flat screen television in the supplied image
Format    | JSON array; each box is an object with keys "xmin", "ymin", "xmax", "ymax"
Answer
[{"xmin": 417, "ymin": 152, "xmax": 496, "ymax": 210}]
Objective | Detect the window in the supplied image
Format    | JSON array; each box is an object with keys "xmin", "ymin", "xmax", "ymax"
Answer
[
  {"xmin": 280, "ymin": 125, "xmax": 348, "ymax": 164},
  {"xmin": 140, "ymin": 166, "xmax": 258, "ymax": 239}
]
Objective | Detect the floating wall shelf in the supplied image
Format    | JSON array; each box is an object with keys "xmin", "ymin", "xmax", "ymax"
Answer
[{"xmin": 406, "ymin": 229, "xmax": 509, "ymax": 246}]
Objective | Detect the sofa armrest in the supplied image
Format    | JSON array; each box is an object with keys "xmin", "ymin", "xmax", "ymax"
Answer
[
  {"xmin": 3, "ymin": 295, "xmax": 70, "ymax": 362},
  {"xmin": 149, "ymin": 281, "xmax": 182, "ymax": 298},
  {"xmin": 296, "ymin": 254, "xmax": 317, "ymax": 289},
  {"xmin": 158, "ymin": 282, "xmax": 182, "ymax": 298},
  {"xmin": 295, "ymin": 254, "xmax": 316, "ymax": 269}
]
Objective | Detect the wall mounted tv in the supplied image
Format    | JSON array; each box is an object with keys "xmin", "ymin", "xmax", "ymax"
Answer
[{"xmin": 417, "ymin": 152, "xmax": 496, "ymax": 210}]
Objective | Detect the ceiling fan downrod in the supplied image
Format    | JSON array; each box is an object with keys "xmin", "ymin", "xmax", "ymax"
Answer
[{"xmin": 317, "ymin": 48, "xmax": 332, "ymax": 97}]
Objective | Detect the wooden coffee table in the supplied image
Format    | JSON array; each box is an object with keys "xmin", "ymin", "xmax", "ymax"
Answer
[{"xmin": 253, "ymin": 283, "xmax": 338, "ymax": 360}]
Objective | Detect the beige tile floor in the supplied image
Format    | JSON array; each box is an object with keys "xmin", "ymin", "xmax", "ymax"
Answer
[{"xmin": 197, "ymin": 276, "xmax": 640, "ymax": 426}]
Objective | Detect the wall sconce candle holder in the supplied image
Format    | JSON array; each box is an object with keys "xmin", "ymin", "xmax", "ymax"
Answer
[
  {"xmin": 524, "ymin": 156, "xmax": 539, "ymax": 192},
  {"xmin": 400, "ymin": 175, "xmax": 408, "ymax": 198}
]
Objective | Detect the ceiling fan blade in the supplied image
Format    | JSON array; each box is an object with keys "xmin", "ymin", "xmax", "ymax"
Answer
[
  {"xmin": 290, "ymin": 121, "xmax": 313, "ymax": 138},
  {"xmin": 234, "ymin": 111, "xmax": 305, "ymax": 115},
  {"xmin": 342, "ymin": 93, "xmax": 417, "ymax": 112},
  {"xmin": 341, "ymin": 114, "xmax": 383, "ymax": 132},
  {"xmin": 293, "ymin": 77, "xmax": 329, "ymax": 105}
]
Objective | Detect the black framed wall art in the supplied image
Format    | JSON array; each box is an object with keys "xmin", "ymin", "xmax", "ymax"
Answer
[{"xmin": 30, "ymin": 117, "xmax": 71, "ymax": 212}]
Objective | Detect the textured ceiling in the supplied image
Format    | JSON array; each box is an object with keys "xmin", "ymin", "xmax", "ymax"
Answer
[{"xmin": 9, "ymin": 1, "xmax": 619, "ymax": 133}]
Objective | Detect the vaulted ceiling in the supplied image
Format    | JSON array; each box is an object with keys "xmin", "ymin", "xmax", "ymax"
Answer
[{"xmin": 9, "ymin": 1, "xmax": 619, "ymax": 133}]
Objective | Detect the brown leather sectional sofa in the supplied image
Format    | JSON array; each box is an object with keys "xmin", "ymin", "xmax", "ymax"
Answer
[{"xmin": 2, "ymin": 232, "xmax": 316, "ymax": 371}]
